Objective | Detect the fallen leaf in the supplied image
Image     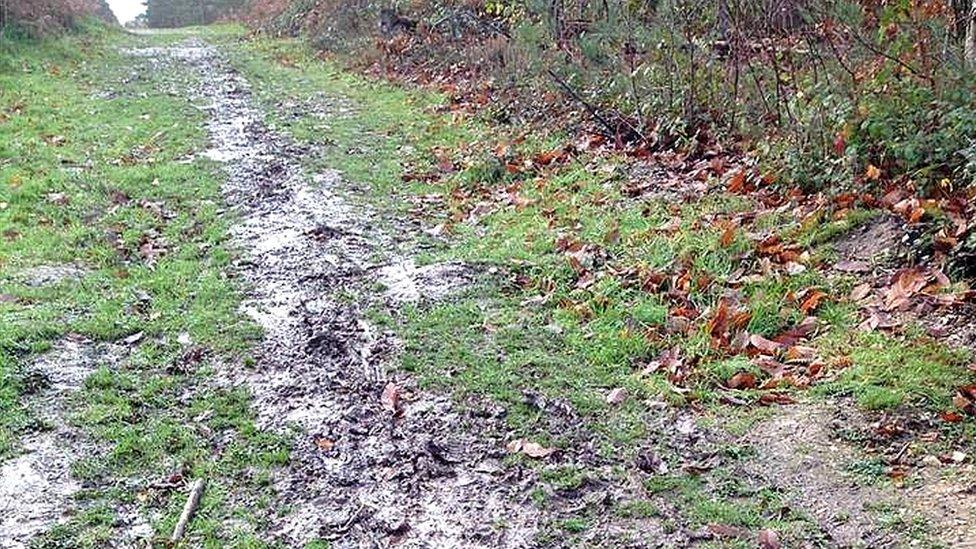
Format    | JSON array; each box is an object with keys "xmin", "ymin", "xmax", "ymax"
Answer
[
  {"xmin": 940, "ymin": 411, "xmax": 964, "ymax": 423},
  {"xmin": 850, "ymin": 283, "xmax": 873, "ymax": 301},
  {"xmin": 727, "ymin": 372, "xmax": 757, "ymax": 389},
  {"xmin": 123, "ymin": 332, "xmax": 144, "ymax": 345},
  {"xmin": 381, "ymin": 382, "xmax": 400, "ymax": 414},
  {"xmin": 749, "ymin": 334, "xmax": 784, "ymax": 354},
  {"xmin": 314, "ymin": 438, "xmax": 335, "ymax": 451},
  {"xmin": 759, "ymin": 393, "xmax": 795, "ymax": 405},
  {"xmin": 799, "ymin": 290, "xmax": 827, "ymax": 314},
  {"xmin": 719, "ymin": 224, "xmax": 737, "ymax": 248},
  {"xmin": 606, "ymin": 387, "xmax": 628, "ymax": 405},
  {"xmin": 726, "ymin": 170, "xmax": 746, "ymax": 193},
  {"xmin": 708, "ymin": 524, "xmax": 747, "ymax": 539},
  {"xmin": 865, "ymin": 164, "xmax": 881, "ymax": 180}
]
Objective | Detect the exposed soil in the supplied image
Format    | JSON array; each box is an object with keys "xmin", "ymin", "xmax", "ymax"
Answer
[
  {"xmin": 0, "ymin": 336, "xmax": 120, "ymax": 548},
  {"xmin": 746, "ymin": 402, "xmax": 897, "ymax": 546},
  {"xmin": 17, "ymin": 264, "xmax": 90, "ymax": 287},
  {"xmin": 748, "ymin": 400, "xmax": 976, "ymax": 546},
  {"xmin": 6, "ymin": 31, "xmax": 970, "ymax": 548},
  {"xmin": 160, "ymin": 38, "xmax": 542, "ymax": 547}
]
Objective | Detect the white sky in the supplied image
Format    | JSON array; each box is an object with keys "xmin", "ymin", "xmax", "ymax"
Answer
[{"xmin": 106, "ymin": 0, "xmax": 146, "ymax": 24}]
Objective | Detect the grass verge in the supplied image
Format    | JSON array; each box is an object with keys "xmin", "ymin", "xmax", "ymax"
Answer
[{"xmin": 0, "ymin": 25, "xmax": 286, "ymax": 545}]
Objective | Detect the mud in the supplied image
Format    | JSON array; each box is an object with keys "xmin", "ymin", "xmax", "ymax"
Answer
[
  {"xmin": 155, "ymin": 39, "xmax": 540, "ymax": 547},
  {"xmin": 18, "ymin": 264, "xmax": 89, "ymax": 287},
  {"xmin": 0, "ymin": 336, "xmax": 120, "ymax": 548},
  {"xmin": 747, "ymin": 400, "xmax": 976, "ymax": 547}
]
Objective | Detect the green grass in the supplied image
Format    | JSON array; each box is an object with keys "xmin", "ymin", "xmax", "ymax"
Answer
[
  {"xmin": 816, "ymin": 330, "xmax": 971, "ymax": 409},
  {"xmin": 2, "ymin": 20, "xmax": 964, "ymax": 546},
  {"xmin": 219, "ymin": 27, "xmax": 973, "ymax": 545},
  {"xmin": 0, "ymin": 25, "xmax": 286, "ymax": 544}
]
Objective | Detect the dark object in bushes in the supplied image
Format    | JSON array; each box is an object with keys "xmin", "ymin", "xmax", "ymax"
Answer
[{"xmin": 379, "ymin": 8, "xmax": 416, "ymax": 37}]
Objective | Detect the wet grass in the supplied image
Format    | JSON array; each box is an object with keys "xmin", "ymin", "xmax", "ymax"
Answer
[
  {"xmin": 222, "ymin": 28, "xmax": 976, "ymax": 545},
  {"xmin": 0, "ymin": 26, "xmax": 285, "ymax": 544}
]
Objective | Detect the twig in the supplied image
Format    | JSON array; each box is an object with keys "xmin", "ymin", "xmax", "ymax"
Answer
[
  {"xmin": 171, "ymin": 478, "xmax": 206, "ymax": 542},
  {"xmin": 546, "ymin": 69, "xmax": 646, "ymax": 143}
]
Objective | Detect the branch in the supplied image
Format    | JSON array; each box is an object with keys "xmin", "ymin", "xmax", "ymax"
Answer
[
  {"xmin": 171, "ymin": 478, "xmax": 206, "ymax": 542},
  {"xmin": 546, "ymin": 69, "xmax": 646, "ymax": 143}
]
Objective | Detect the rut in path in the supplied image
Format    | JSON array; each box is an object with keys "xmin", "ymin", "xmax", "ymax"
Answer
[{"xmin": 157, "ymin": 38, "xmax": 541, "ymax": 547}]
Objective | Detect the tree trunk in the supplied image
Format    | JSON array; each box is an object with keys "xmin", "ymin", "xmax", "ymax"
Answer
[{"xmin": 966, "ymin": 0, "xmax": 976, "ymax": 67}]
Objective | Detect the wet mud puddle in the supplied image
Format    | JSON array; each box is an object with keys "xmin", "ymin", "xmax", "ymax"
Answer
[{"xmin": 155, "ymin": 39, "xmax": 539, "ymax": 547}]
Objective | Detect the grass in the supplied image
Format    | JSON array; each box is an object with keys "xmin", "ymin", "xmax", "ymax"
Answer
[
  {"xmin": 219, "ymin": 28, "xmax": 974, "ymax": 545},
  {"xmin": 3, "ymin": 20, "xmax": 972, "ymax": 546},
  {"xmin": 0, "ymin": 25, "xmax": 286, "ymax": 544}
]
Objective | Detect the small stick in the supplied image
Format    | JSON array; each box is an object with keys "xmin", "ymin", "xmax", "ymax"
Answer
[{"xmin": 171, "ymin": 478, "xmax": 206, "ymax": 542}]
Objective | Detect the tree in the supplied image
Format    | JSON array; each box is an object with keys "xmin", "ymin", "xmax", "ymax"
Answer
[
  {"xmin": 966, "ymin": 0, "xmax": 976, "ymax": 67},
  {"xmin": 145, "ymin": 0, "xmax": 246, "ymax": 28}
]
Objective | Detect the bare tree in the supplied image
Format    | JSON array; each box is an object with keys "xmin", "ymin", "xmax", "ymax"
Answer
[{"xmin": 966, "ymin": 0, "xmax": 976, "ymax": 67}]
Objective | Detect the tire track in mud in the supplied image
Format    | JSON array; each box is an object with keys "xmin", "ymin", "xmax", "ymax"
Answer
[{"xmin": 159, "ymin": 39, "xmax": 540, "ymax": 547}]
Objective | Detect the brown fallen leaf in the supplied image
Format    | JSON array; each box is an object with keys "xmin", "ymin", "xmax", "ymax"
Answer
[
  {"xmin": 799, "ymin": 290, "xmax": 827, "ymax": 314},
  {"xmin": 727, "ymin": 372, "xmax": 757, "ymax": 390},
  {"xmin": 314, "ymin": 438, "xmax": 335, "ymax": 451},
  {"xmin": 865, "ymin": 163, "xmax": 881, "ymax": 181},
  {"xmin": 506, "ymin": 438, "xmax": 555, "ymax": 459},
  {"xmin": 749, "ymin": 334, "xmax": 784, "ymax": 354},
  {"xmin": 707, "ymin": 523, "xmax": 747, "ymax": 539},
  {"xmin": 759, "ymin": 393, "xmax": 796, "ymax": 405},
  {"xmin": 850, "ymin": 283, "xmax": 873, "ymax": 301},
  {"xmin": 606, "ymin": 387, "xmax": 628, "ymax": 405},
  {"xmin": 381, "ymin": 382, "xmax": 400, "ymax": 414}
]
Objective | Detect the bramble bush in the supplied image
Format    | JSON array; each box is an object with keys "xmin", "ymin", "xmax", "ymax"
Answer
[{"xmin": 250, "ymin": 0, "xmax": 976, "ymax": 195}]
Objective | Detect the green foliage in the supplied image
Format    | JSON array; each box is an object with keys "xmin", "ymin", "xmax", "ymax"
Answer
[{"xmin": 145, "ymin": 0, "xmax": 248, "ymax": 28}]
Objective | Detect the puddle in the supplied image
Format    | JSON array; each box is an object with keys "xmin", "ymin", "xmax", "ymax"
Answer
[{"xmin": 377, "ymin": 260, "xmax": 473, "ymax": 305}]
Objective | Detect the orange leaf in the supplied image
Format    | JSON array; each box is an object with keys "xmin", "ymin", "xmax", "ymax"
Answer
[
  {"xmin": 727, "ymin": 372, "xmax": 757, "ymax": 389},
  {"xmin": 865, "ymin": 164, "xmax": 881, "ymax": 180},
  {"xmin": 799, "ymin": 290, "xmax": 827, "ymax": 314}
]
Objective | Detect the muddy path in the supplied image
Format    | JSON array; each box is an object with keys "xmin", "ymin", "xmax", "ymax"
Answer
[
  {"xmin": 0, "ymin": 337, "xmax": 120, "ymax": 547},
  {"xmin": 151, "ymin": 38, "xmax": 543, "ymax": 547}
]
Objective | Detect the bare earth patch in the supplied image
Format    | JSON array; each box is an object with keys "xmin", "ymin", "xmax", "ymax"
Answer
[
  {"xmin": 747, "ymin": 400, "xmax": 976, "ymax": 546},
  {"xmin": 17, "ymin": 264, "xmax": 89, "ymax": 287}
]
